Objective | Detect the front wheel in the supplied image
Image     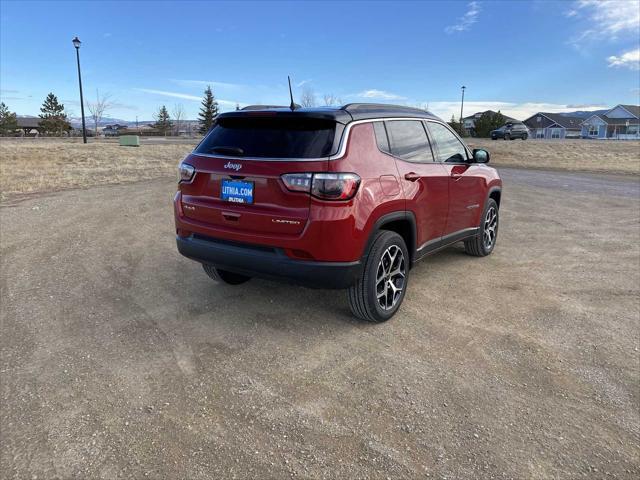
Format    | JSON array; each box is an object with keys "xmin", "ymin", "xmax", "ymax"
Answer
[
  {"xmin": 464, "ymin": 198, "xmax": 499, "ymax": 257},
  {"xmin": 202, "ymin": 264, "xmax": 251, "ymax": 285},
  {"xmin": 348, "ymin": 231, "xmax": 409, "ymax": 323}
]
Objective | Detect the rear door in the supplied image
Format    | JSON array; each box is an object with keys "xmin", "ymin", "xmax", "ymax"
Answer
[
  {"xmin": 180, "ymin": 115, "xmax": 337, "ymax": 236},
  {"xmin": 378, "ymin": 120, "xmax": 449, "ymax": 249},
  {"xmin": 426, "ymin": 121, "xmax": 486, "ymax": 236}
]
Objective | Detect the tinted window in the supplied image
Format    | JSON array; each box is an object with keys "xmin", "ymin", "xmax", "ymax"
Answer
[
  {"xmin": 385, "ymin": 120, "xmax": 433, "ymax": 162},
  {"xmin": 195, "ymin": 117, "xmax": 336, "ymax": 158},
  {"xmin": 373, "ymin": 122, "xmax": 390, "ymax": 153},
  {"xmin": 426, "ymin": 122, "xmax": 468, "ymax": 163}
]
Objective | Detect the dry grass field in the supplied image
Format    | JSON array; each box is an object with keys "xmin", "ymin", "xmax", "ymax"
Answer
[
  {"xmin": 0, "ymin": 138, "xmax": 196, "ymax": 201},
  {"xmin": 469, "ymin": 138, "xmax": 640, "ymax": 174},
  {"xmin": 1, "ymin": 137, "xmax": 638, "ymax": 201}
]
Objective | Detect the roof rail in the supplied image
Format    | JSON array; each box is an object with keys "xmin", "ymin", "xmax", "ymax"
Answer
[
  {"xmin": 341, "ymin": 103, "xmax": 431, "ymax": 115},
  {"xmin": 241, "ymin": 104, "xmax": 301, "ymax": 111}
]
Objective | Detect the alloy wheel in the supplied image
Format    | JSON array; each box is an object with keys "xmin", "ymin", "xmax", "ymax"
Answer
[
  {"xmin": 376, "ymin": 245, "xmax": 406, "ymax": 311},
  {"xmin": 483, "ymin": 206, "xmax": 498, "ymax": 249}
]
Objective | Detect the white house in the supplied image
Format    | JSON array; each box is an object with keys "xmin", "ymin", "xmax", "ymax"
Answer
[{"xmin": 581, "ymin": 104, "xmax": 640, "ymax": 140}]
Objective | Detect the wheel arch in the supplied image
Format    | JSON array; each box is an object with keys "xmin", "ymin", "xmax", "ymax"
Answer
[
  {"xmin": 362, "ymin": 211, "xmax": 417, "ymax": 265},
  {"xmin": 488, "ymin": 186, "xmax": 501, "ymax": 209}
]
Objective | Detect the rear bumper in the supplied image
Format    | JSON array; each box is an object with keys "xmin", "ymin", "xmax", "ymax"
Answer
[{"xmin": 176, "ymin": 234, "xmax": 362, "ymax": 289}]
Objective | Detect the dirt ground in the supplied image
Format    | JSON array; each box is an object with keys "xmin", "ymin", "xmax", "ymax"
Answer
[
  {"xmin": 468, "ymin": 138, "xmax": 640, "ymax": 175},
  {"xmin": 1, "ymin": 168, "xmax": 638, "ymax": 479}
]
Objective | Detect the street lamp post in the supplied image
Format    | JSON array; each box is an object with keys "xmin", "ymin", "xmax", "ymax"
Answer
[
  {"xmin": 72, "ymin": 36, "xmax": 87, "ymax": 144},
  {"xmin": 459, "ymin": 86, "xmax": 466, "ymax": 136}
]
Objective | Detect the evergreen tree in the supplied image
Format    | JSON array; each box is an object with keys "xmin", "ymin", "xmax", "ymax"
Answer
[
  {"xmin": 448, "ymin": 114, "xmax": 461, "ymax": 134},
  {"xmin": 154, "ymin": 105, "xmax": 172, "ymax": 135},
  {"xmin": 474, "ymin": 111, "xmax": 507, "ymax": 138},
  {"xmin": 198, "ymin": 85, "xmax": 218, "ymax": 134},
  {"xmin": 0, "ymin": 102, "xmax": 18, "ymax": 136},
  {"xmin": 38, "ymin": 93, "xmax": 70, "ymax": 136}
]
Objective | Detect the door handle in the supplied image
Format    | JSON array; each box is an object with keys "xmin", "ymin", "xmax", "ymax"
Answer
[{"xmin": 404, "ymin": 172, "xmax": 420, "ymax": 182}]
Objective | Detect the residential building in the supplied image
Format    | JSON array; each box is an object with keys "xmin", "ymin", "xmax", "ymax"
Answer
[
  {"xmin": 522, "ymin": 112, "xmax": 583, "ymax": 139},
  {"xmin": 102, "ymin": 123, "xmax": 128, "ymax": 136},
  {"xmin": 581, "ymin": 104, "xmax": 639, "ymax": 140},
  {"xmin": 16, "ymin": 116, "xmax": 40, "ymax": 135}
]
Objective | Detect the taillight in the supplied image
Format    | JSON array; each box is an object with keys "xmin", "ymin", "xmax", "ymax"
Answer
[
  {"xmin": 281, "ymin": 173, "xmax": 361, "ymax": 201},
  {"xmin": 281, "ymin": 173, "xmax": 312, "ymax": 192},
  {"xmin": 311, "ymin": 173, "xmax": 360, "ymax": 200},
  {"xmin": 178, "ymin": 163, "xmax": 195, "ymax": 183}
]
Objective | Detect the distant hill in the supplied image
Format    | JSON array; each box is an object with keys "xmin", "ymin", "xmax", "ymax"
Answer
[
  {"xmin": 68, "ymin": 117, "xmax": 199, "ymax": 128},
  {"xmin": 558, "ymin": 110, "xmax": 608, "ymax": 119}
]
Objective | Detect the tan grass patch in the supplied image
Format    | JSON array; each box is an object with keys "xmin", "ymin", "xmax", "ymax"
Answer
[
  {"xmin": 468, "ymin": 138, "xmax": 640, "ymax": 175},
  {"xmin": 0, "ymin": 139, "xmax": 195, "ymax": 201}
]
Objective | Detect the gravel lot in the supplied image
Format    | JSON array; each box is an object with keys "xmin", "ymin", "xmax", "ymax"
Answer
[{"xmin": 1, "ymin": 168, "xmax": 639, "ymax": 479}]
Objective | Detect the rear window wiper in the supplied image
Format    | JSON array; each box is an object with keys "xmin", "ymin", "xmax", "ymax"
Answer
[{"xmin": 210, "ymin": 146, "xmax": 245, "ymax": 156}]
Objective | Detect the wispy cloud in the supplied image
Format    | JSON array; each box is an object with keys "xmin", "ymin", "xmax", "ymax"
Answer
[
  {"xmin": 103, "ymin": 33, "xmax": 112, "ymax": 38},
  {"xmin": 445, "ymin": 1, "xmax": 481, "ymax": 34},
  {"xmin": 355, "ymin": 89, "xmax": 406, "ymax": 100},
  {"xmin": 169, "ymin": 79, "xmax": 244, "ymax": 89},
  {"xmin": 135, "ymin": 88, "xmax": 240, "ymax": 109},
  {"xmin": 134, "ymin": 88, "xmax": 201, "ymax": 101},
  {"xmin": 295, "ymin": 79, "xmax": 312, "ymax": 88},
  {"xmin": 566, "ymin": 0, "xmax": 640, "ymax": 45},
  {"xmin": 607, "ymin": 48, "xmax": 640, "ymax": 70}
]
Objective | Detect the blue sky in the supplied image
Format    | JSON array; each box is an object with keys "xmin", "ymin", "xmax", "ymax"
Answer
[{"xmin": 1, "ymin": 0, "xmax": 639, "ymax": 121}]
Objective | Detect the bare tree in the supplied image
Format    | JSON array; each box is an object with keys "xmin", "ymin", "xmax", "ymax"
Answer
[
  {"xmin": 86, "ymin": 90, "xmax": 113, "ymax": 137},
  {"xmin": 172, "ymin": 103, "xmax": 185, "ymax": 136},
  {"xmin": 300, "ymin": 86, "xmax": 316, "ymax": 107},
  {"xmin": 322, "ymin": 93, "xmax": 342, "ymax": 106}
]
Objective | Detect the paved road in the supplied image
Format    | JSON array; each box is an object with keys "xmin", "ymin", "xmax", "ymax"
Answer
[{"xmin": 1, "ymin": 168, "xmax": 639, "ymax": 479}]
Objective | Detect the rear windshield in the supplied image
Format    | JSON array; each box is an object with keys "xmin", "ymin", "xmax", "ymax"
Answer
[{"xmin": 195, "ymin": 117, "xmax": 337, "ymax": 158}]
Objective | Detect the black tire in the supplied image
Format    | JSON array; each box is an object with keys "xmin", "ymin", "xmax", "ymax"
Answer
[
  {"xmin": 491, "ymin": 136, "xmax": 497, "ymax": 140},
  {"xmin": 521, "ymin": 133, "xmax": 528, "ymax": 140},
  {"xmin": 348, "ymin": 231, "xmax": 409, "ymax": 323},
  {"xmin": 464, "ymin": 198, "xmax": 499, "ymax": 257},
  {"xmin": 202, "ymin": 264, "xmax": 251, "ymax": 285}
]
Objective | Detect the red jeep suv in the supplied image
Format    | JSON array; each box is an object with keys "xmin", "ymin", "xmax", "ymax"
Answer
[{"xmin": 174, "ymin": 104, "xmax": 502, "ymax": 322}]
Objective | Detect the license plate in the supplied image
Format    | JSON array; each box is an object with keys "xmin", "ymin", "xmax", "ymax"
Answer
[{"xmin": 221, "ymin": 179, "xmax": 254, "ymax": 204}]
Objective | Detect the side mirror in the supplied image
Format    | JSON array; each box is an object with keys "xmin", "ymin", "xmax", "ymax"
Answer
[{"xmin": 472, "ymin": 148, "xmax": 490, "ymax": 164}]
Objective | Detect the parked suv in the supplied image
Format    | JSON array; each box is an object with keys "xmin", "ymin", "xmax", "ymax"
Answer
[
  {"xmin": 491, "ymin": 122, "xmax": 528, "ymax": 140},
  {"xmin": 174, "ymin": 104, "xmax": 502, "ymax": 322}
]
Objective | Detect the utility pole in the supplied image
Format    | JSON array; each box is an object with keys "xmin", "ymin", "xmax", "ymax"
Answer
[{"xmin": 459, "ymin": 86, "xmax": 466, "ymax": 136}]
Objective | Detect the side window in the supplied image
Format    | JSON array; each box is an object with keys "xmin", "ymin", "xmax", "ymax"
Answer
[
  {"xmin": 426, "ymin": 122, "xmax": 468, "ymax": 163},
  {"xmin": 373, "ymin": 121, "xmax": 390, "ymax": 153},
  {"xmin": 385, "ymin": 120, "xmax": 433, "ymax": 163}
]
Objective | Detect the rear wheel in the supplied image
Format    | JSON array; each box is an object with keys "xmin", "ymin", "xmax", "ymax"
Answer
[
  {"xmin": 348, "ymin": 231, "xmax": 409, "ymax": 323},
  {"xmin": 202, "ymin": 264, "xmax": 251, "ymax": 285},
  {"xmin": 464, "ymin": 198, "xmax": 499, "ymax": 257},
  {"xmin": 521, "ymin": 133, "xmax": 528, "ymax": 140}
]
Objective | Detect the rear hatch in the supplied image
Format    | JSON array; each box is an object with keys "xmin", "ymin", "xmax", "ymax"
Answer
[{"xmin": 180, "ymin": 113, "xmax": 343, "ymax": 236}]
